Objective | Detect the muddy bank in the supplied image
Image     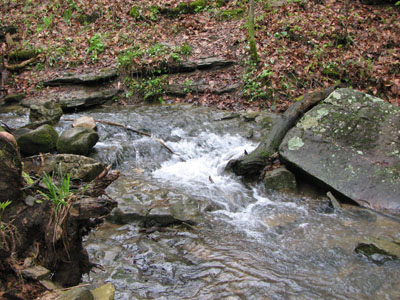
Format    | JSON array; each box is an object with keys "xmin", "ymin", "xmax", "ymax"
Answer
[{"xmin": 0, "ymin": 131, "xmax": 118, "ymax": 299}]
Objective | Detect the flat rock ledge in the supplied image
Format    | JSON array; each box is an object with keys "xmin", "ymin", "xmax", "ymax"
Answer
[
  {"xmin": 279, "ymin": 88, "xmax": 400, "ymax": 214},
  {"xmin": 43, "ymin": 68, "xmax": 119, "ymax": 86}
]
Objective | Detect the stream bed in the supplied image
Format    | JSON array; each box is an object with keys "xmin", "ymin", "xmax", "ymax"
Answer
[{"xmin": 3, "ymin": 104, "xmax": 400, "ymax": 300}]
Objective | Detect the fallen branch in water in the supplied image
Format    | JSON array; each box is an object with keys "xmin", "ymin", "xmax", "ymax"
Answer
[
  {"xmin": 63, "ymin": 118, "xmax": 175, "ymax": 154},
  {"xmin": 227, "ymin": 84, "xmax": 340, "ymax": 177}
]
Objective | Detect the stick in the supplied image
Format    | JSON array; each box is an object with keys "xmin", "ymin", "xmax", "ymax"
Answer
[{"xmin": 63, "ymin": 118, "xmax": 175, "ymax": 154}]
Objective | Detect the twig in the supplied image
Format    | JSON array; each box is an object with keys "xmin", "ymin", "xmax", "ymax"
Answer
[{"xmin": 63, "ymin": 118, "xmax": 175, "ymax": 154}]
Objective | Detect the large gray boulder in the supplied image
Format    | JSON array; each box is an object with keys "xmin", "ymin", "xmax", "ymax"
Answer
[
  {"xmin": 16, "ymin": 124, "xmax": 59, "ymax": 156},
  {"xmin": 29, "ymin": 101, "xmax": 63, "ymax": 125},
  {"xmin": 57, "ymin": 127, "xmax": 99, "ymax": 156},
  {"xmin": 279, "ymin": 88, "xmax": 400, "ymax": 213}
]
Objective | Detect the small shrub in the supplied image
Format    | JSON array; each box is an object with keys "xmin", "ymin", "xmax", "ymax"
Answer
[
  {"xmin": 127, "ymin": 76, "xmax": 167, "ymax": 103},
  {"xmin": 39, "ymin": 171, "xmax": 71, "ymax": 216},
  {"xmin": 87, "ymin": 33, "xmax": 105, "ymax": 62}
]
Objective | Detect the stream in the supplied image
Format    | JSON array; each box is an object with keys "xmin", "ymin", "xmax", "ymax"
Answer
[{"xmin": 2, "ymin": 104, "xmax": 400, "ymax": 300}]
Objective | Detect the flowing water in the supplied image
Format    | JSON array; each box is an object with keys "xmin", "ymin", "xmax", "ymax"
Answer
[{"xmin": 2, "ymin": 104, "xmax": 400, "ymax": 300}]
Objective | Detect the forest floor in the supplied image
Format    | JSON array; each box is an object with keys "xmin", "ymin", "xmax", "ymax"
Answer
[{"xmin": 1, "ymin": 0, "xmax": 400, "ymax": 112}]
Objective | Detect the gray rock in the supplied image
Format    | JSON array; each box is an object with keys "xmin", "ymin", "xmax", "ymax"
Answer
[
  {"xmin": 55, "ymin": 154, "xmax": 105, "ymax": 181},
  {"xmin": 57, "ymin": 127, "xmax": 99, "ymax": 156},
  {"xmin": 263, "ymin": 166, "xmax": 297, "ymax": 191},
  {"xmin": 57, "ymin": 287, "xmax": 94, "ymax": 300},
  {"xmin": 17, "ymin": 124, "xmax": 59, "ymax": 155},
  {"xmin": 279, "ymin": 88, "xmax": 400, "ymax": 213},
  {"xmin": 21, "ymin": 265, "xmax": 50, "ymax": 280},
  {"xmin": 29, "ymin": 101, "xmax": 63, "ymax": 125},
  {"xmin": 72, "ymin": 116, "xmax": 96, "ymax": 130},
  {"xmin": 43, "ymin": 68, "xmax": 118, "ymax": 86},
  {"xmin": 58, "ymin": 89, "xmax": 120, "ymax": 111}
]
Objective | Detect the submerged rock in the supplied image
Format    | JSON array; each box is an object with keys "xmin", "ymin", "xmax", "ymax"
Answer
[
  {"xmin": 57, "ymin": 287, "xmax": 93, "ymax": 300},
  {"xmin": 16, "ymin": 124, "xmax": 58, "ymax": 155},
  {"xmin": 57, "ymin": 127, "xmax": 99, "ymax": 156},
  {"xmin": 355, "ymin": 237, "xmax": 400, "ymax": 262},
  {"xmin": 279, "ymin": 88, "xmax": 400, "ymax": 214},
  {"xmin": 91, "ymin": 282, "xmax": 115, "ymax": 300}
]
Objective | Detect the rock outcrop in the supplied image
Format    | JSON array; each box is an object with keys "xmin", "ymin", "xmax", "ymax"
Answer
[{"xmin": 279, "ymin": 88, "xmax": 400, "ymax": 214}]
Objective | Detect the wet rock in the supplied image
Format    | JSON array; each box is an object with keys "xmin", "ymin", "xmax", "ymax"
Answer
[
  {"xmin": 21, "ymin": 265, "xmax": 50, "ymax": 280},
  {"xmin": 355, "ymin": 237, "xmax": 400, "ymax": 262},
  {"xmin": 54, "ymin": 154, "xmax": 105, "ymax": 181},
  {"xmin": 108, "ymin": 190, "xmax": 199, "ymax": 226},
  {"xmin": 16, "ymin": 124, "xmax": 58, "ymax": 156},
  {"xmin": 91, "ymin": 283, "xmax": 115, "ymax": 300},
  {"xmin": 279, "ymin": 88, "xmax": 400, "ymax": 213},
  {"xmin": 196, "ymin": 57, "xmax": 235, "ymax": 70},
  {"xmin": 29, "ymin": 101, "xmax": 63, "ymax": 125},
  {"xmin": 57, "ymin": 127, "xmax": 99, "ymax": 156},
  {"xmin": 57, "ymin": 287, "xmax": 93, "ymax": 300},
  {"xmin": 0, "ymin": 132, "xmax": 22, "ymax": 203},
  {"xmin": 72, "ymin": 116, "xmax": 97, "ymax": 130},
  {"xmin": 43, "ymin": 68, "xmax": 118, "ymax": 86},
  {"xmin": 58, "ymin": 89, "xmax": 120, "ymax": 111},
  {"xmin": 263, "ymin": 166, "xmax": 297, "ymax": 192}
]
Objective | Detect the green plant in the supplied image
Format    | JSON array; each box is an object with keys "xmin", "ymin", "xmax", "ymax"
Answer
[
  {"xmin": 87, "ymin": 33, "xmax": 105, "ymax": 62},
  {"xmin": 242, "ymin": 62, "xmax": 274, "ymax": 102},
  {"xmin": 39, "ymin": 171, "xmax": 71, "ymax": 215},
  {"xmin": 128, "ymin": 76, "xmax": 167, "ymax": 103},
  {"xmin": 0, "ymin": 201, "xmax": 12, "ymax": 230},
  {"xmin": 178, "ymin": 43, "xmax": 193, "ymax": 56}
]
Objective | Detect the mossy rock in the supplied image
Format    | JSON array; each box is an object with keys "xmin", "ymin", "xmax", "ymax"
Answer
[
  {"xmin": 29, "ymin": 101, "xmax": 63, "ymax": 125},
  {"xmin": 279, "ymin": 88, "xmax": 400, "ymax": 213},
  {"xmin": 264, "ymin": 166, "xmax": 297, "ymax": 192},
  {"xmin": 16, "ymin": 124, "xmax": 58, "ymax": 156},
  {"xmin": 57, "ymin": 127, "xmax": 99, "ymax": 156}
]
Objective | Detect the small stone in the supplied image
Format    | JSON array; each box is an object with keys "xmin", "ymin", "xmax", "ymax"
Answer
[
  {"xmin": 72, "ymin": 116, "xmax": 97, "ymax": 130},
  {"xmin": 24, "ymin": 195, "xmax": 36, "ymax": 206},
  {"xmin": 21, "ymin": 265, "xmax": 51, "ymax": 280},
  {"xmin": 91, "ymin": 283, "xmax": 115, "ymax": 300},
  {"xmin": 57, "ymin": 287, "xmax": 94, "ymax": 300}
]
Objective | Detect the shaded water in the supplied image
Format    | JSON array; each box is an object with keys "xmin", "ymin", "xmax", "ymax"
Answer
[{"xmin": 2, "ymin": 105, "xmax": 400, "ymax": 299}]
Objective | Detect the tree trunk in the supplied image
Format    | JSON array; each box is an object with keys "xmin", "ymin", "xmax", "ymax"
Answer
[
  {"xmin": 227, "ymin": 84, "xmax": 339, "ymax": 177},
  {"xmin": 248, "ymin": 0, "xmax": 258, "ymax": 64}
]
